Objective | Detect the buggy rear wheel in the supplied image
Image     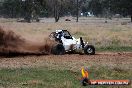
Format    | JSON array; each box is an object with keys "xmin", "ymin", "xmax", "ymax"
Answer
[{"xmin": 51, "ymin": 44, "xmax": 65, "ymax": 55}]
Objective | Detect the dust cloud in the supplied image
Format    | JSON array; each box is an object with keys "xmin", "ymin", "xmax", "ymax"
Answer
[{"xmin": 0, "ymin": 26, "xmax": 56, "ymax": 56}]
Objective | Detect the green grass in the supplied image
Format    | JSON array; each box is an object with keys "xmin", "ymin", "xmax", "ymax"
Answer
[
  {"xmin": 0, "ymin": 68, "xmax": 80, "ymax": 88},
  {"xmin": 0, "ymin": 67, "xmax": 131, "ymax": 88}
]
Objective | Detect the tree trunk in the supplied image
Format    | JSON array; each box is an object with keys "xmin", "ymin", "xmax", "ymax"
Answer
[
  {"xmin": 131, "ymin": 15, "xmax": 132, "ymax": 22},
  {"xmin": 54, "ymin": 1, "xmax": 59, "ymax": 22},
  {"xmin": 76, "ymin": 0, "xmax": 79, "ymax": 22},
  {"xmin": 54, "ymin": 7, "xmax": 59, "ymax": 22}
]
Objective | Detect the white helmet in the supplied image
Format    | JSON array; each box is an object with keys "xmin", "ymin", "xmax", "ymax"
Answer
[{"xmin": 56, "ymin": 30, "xmax": 63, "ymax": 33}]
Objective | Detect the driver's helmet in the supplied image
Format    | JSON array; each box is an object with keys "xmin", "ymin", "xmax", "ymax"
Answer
[
  {"xmin": 56, "ymin": 30, "xmax": 63, "ymax": 39},
  {"xmin": 56, "ymin": 30, "xmax": 63, "ymax": 33}
]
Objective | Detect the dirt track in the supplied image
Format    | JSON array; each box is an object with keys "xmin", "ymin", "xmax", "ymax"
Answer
[{"xmin": 0, "ymin": 52, "xmax": 131, "ymax": 70}]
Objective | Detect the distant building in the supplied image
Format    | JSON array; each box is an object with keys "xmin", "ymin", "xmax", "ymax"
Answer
[
  {"xmin": 81, "ymin": 12, "xmax": 83, "ymax": 16},
  {"xmin": 80, "ymin": 12, "xmax": 94, "ymax": 17}
]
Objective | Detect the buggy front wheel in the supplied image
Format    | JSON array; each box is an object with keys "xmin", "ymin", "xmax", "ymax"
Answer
[{"xmin": 84, "ymin": 45, "xmax": 95, "ymax": 55}]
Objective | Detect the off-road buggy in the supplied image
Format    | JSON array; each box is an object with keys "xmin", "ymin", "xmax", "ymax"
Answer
[{"xmin": 49, "ymin": 30, "xmax": 95, "ymax": 55}]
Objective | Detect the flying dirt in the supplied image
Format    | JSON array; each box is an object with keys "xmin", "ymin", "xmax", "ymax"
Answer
[{"xmin": 0, "ymin": 26, "xmax": 56, "ymax": 56}]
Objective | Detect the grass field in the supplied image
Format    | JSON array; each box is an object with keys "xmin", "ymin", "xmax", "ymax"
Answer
[
  {"xmin": 0, "ymin": 17, "xmax": 132, "ymax": 88},
  {"xmin": 0, "ymin": 67, "xmax": 131, "ymax": 88},
  {"xmin": 0, "ymin": 53, "xmax": 132, "ymax": 88}
]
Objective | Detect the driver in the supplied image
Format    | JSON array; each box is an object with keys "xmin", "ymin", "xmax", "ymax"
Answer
[{"xmin": 56, "ymin": 31, "xmax": 63, "ymax": 43}]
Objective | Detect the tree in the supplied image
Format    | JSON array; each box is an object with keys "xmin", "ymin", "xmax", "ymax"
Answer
[
  {"xmin": 2, "ymin": 0, "xmax": 21, "ymax": 18},
  {"xmin": 119, "ymin": 0, "xmax": 132, "ymax": 22},
  {"xmin": 43, "ymin": 0, "xmax": 61, "ymax": 22},
  {"xmin": 1, "ymin": 0, "xmax": 132, "ymax": 22},
  {"xmin": 107, "ymin": 0, "xmax": 132, "ymax": 22},
  {"xmin": 88, "ymin": 0, "xmax": 103, "ymax": 16},
  {"xmin": 54, "ymin": 0, "xmax": 60, "ymax": 22},
  {"xmin": 77, "ymin": 0, "xmax": 79, "ymax": 22},
  {"xmin": 24, "ymin": 0, "xmax": 41, "ymax": 22}
]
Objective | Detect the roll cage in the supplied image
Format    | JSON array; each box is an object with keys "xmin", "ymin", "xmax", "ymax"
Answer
[
  {"xmin": 49, "ymin": 30, "xmax": 73, "ymax": 43},
  {"xmin": 62, "ymin": 30, "xmax": 73, "ymax": 39}
]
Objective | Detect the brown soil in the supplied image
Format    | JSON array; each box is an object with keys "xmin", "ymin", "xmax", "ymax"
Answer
[{"xmin": 0, "ymin": 52, "xmax": 131, "ymax": 70}]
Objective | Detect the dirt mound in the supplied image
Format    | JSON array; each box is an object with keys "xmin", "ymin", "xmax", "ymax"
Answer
[{"xmin": 0, "ymin": 26, "xmax": 56, "ymax": 56}]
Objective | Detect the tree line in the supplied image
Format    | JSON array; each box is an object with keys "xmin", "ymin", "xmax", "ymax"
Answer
[{"xmin": 0, "ymin": 0, "xmax": 132, "ymax": 22}]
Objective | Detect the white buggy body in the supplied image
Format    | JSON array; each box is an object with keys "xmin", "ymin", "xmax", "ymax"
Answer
[
  {"xmin": 49, "ymin": 30, "xmax": 95, "ymax": 55},
  {"xmin": 61, "ymin": 36, "xmax": 82, "ymax": 51}
]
